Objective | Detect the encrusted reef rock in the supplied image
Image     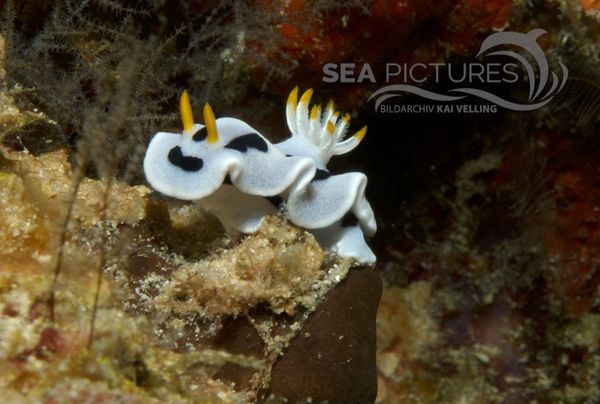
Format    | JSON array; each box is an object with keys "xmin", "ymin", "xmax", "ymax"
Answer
[
  {"xmin": 0, "ymin": 134, "xmax": 382, "ymax": 402},
  {"xmin": 209, "ymin": 266, "xmax": 382, "ymax": 403},
  {"xmin": 126, "ymin": 207, "xmax": 383, "ymax": 401}
]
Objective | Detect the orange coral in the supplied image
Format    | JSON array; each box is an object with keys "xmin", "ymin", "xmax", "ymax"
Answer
[{"xmin": 582, "ymin": 0, "xmax": 600, "ymax": 12}]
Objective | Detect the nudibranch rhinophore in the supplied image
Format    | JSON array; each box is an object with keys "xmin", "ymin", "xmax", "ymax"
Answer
[{"xmin": 143, "ymin": 88, "xmax": 377, "ymax": 264}]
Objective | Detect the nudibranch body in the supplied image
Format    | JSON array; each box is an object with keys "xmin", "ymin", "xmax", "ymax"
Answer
[{"xmin": 143, "ymin": 88, "xmax": 377, "ymax": 264}]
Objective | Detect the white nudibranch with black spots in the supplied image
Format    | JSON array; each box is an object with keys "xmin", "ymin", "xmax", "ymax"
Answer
[{"xmin": 143, "ymin": 88, "xmax": 377, "ymax": 264}]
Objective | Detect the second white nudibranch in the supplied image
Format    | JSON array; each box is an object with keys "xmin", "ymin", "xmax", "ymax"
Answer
[{"xmin": 143, "ymin": 88, "xmax": 377, "ymax": 264}]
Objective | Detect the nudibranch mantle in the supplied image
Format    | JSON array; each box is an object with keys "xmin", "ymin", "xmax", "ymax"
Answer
[{"xmin": 143, "ymin": 89, "xmax": 377, "ymax": 264}]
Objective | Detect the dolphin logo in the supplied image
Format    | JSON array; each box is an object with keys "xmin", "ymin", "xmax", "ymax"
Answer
[{"xmin": 369, "ymin": 29, "xmax": 569, "ymax": 112}]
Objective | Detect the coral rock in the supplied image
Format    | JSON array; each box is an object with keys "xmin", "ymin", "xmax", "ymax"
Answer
[{"xmin": 268, "ymin": 265, "xmax": 382, "ymax": 403}]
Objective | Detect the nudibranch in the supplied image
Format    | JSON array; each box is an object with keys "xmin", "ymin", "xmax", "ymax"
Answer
[{"xmin": 143, "ymin": 88, "xmax": 377, "ymax": 264}]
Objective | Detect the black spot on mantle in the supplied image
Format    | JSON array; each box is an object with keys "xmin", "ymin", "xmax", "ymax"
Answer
[
  {"xmin": 341, "ymin": 212, "xmax": 359, "ymax": 227},
  {"xmin": 312, "ymin": 169, "xmax": 331, "ymax": 182},
  {"xmin": 168, "ymin": 146, "xmax": 203, "ymax": 172},
  {"xmin": 225, "ymin": 133, "xmax": 268, "ymax": 153},
  {"xmin": 192, "ymin": 127, "xmax": 208, "ymax": 142}
]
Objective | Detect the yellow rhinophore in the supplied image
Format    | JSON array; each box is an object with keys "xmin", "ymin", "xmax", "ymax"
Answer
[
  {"xmin": 180, "ymin": 90, "xmax": 194, "ymax": 134},
  {"xmin": 203, "ymin": 102, "xmax": 219, "ymax": 144}
]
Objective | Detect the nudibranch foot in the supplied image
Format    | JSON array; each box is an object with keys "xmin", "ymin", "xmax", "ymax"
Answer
[
  {"xmin": 197, "ymin": 185, "xmax": 278, "ymax": 234},
  {"xmin": 311, "ymin": 217, "xmax": 376, "ymax": 265}
]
